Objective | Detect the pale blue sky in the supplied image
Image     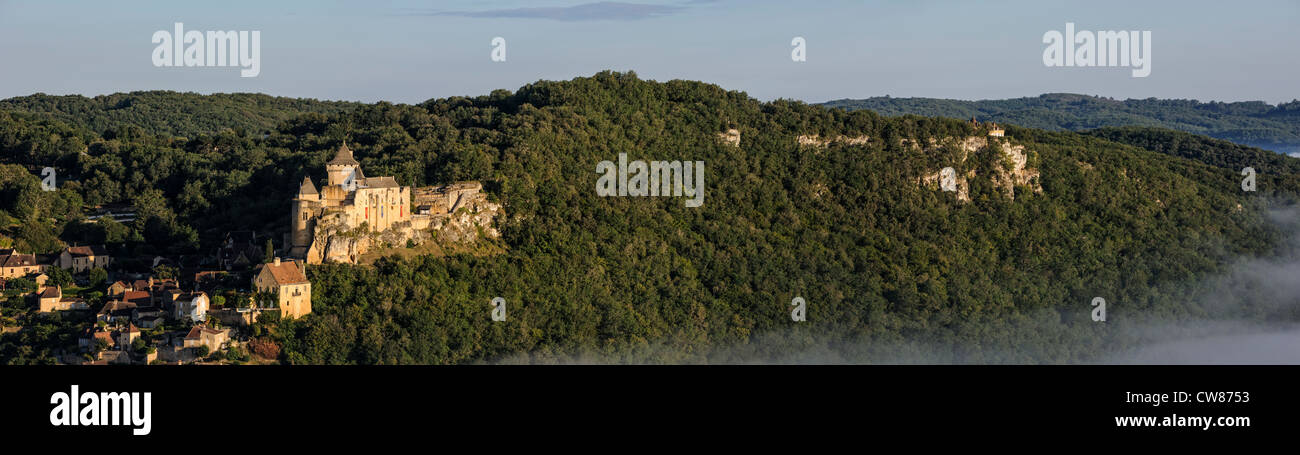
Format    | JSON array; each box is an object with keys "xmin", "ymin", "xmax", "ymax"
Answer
[{"xmin": 0, "ymin": 0, "xmax": 1296, "ymax": 104}]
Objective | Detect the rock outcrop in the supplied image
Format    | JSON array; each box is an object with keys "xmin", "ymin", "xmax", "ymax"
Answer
[
  {"xmin": 796, "ymin": 134, "xmax": 871, "ymax": 147},
  {"xmin": 920, "ymin": 136, "xmax": 1042, "ymax": 202},
  {"xmin": 429, "ymin": 192, "xmax": 502, "ymax": 243},
  {"xmin": 717, "ymin": 128, "xmax": 741, "ymax": 147},
  {"xmin": 305, "ymin": 185, "xmax": 503, "ymax": 264}
]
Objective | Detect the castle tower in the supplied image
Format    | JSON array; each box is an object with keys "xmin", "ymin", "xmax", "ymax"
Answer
[
  {"xmin": 326, "ymin": 141, "xmax": 361, "ymax": 189},
  {"xmin": 289, "ymin": 176, "xmax": 319, "ymax": 256}
]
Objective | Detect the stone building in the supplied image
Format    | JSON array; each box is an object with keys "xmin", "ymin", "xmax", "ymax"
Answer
[
  {"xmin": 288, "ymin": 142, "xmax": 412, "ymax": 261},
  {"xmin": 182, "ymin": 326, "xmax": 229, "ymax": 351},
  {"xmin": 36, "ymin": 284, "xmax": 89, "ymax": 312},
  {"xmin": 0, "ymin": 249, "xmax": 41, "ymax": 279},
  {"xmin": 57, "ymin": 245, "xmax": 111, "ymax": 273},
  {"xmin": 253, "ymin": 257, "xmax": 311, "ymax": 319},
  {"xmin": 285, "ymin": 141, "xmax": 497, "ymax": 265}
]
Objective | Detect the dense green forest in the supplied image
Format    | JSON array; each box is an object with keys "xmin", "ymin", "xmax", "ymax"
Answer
[
  {"xmin": 0, "ymin": 91, "xmax": 361, "ymax": 139},
  {"xmin": 3, "ymin": 72, "xmax": 1299, "ymax": 364},
  {"xmin": 823, "ymin": 93, "xmax": 1300, "ymax": 155}
]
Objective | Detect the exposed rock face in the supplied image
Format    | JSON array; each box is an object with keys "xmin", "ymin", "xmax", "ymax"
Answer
[
  {"xmin": 994, "ymin": 142, "xmax": 1042, "ymax": 200},
  {"xmin": 305, "ymin": 185, "xmax": 503, "ymax": 264},
  {"xmin": 717, "ymin": 129, "xmax": 741, "ymax": 147},
  {"xmin": 429, "ymin": 193, "xmax": 503, "ymax": 243},
  {"xmin": 796, "ymin": 134, "xmax": 871, "ymax": 147},
  {"xmin": 920, "ymin": 136, "xmax": 1042, "ymax": 202}
]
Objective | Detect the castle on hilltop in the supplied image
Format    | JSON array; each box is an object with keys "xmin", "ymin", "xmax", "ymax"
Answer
[{"xmin": 287, "ymin": 142, "xmax": 488, "ymax": 264}]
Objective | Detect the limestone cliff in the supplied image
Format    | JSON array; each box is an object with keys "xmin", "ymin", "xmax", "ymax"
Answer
[
  {"xmin": 428, "ymin": 192, "xmax": 503, "ymax": 243},
  {"xmin": 305, "ymin": 190, "xmax": 503, "ymax": 264},
  {"xmin": 796, "ymin": 134, "xmax": 871, "ymax": 147},
  {"xmin": 919, "ymin": 136, "xmax": 1042, "ymax": 202}
]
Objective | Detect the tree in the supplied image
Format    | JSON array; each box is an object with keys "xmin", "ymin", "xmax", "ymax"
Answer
[
  {"xmin": 47, "ymin": 267, "xmax": 73, "ymax": 287},
  {"xmin": 195, "ymin": 345, "xmax": 210, "ymax": 359},
  {"xmin": 264, "ymin": 239, "xmax": 275, "ymax": 262},
  {"xmin": 4, "ymin": 277, "xmax": 36, "ymax": 293},
  {"xmin": 249, "ymin": 338, "xmax": 281, "ymax": 360},
  {"xmin": 88, "ymin": 268, "xmax": 108, "ymax": 289},
  {"xmin": 152, "ymin": 264, "xmax": 177, "ymax": 280}
]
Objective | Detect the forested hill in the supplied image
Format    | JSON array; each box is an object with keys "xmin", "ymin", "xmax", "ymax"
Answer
[
  {"xmin": 0, "ymin": 91, "xmax": 361, "ymax": 138},
  {"xmin": 822, "ymin": 93, "xmax": 1300, "ymax": 155},
  {"xmin": 3, "ymin": 71, "xmax": 1300, "ymax": 364}
]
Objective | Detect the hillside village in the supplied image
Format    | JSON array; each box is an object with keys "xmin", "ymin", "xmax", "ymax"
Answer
[
  {"xmin": 0, "ymin": 242, "xmax": 297, "ymax": 364},
  {"xmin": 0, "ymin": 142, "xmax": 499, "ymax": 365}
]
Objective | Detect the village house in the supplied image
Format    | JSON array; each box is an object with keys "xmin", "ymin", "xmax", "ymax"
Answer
[
  {"xmin": 253, "ymin": 257, "xmax": 312, "ymax": 319},
  {"xmin": 79, "ymin": 326, "xmax": 116, "ymax": 352},
  {"xmin": 174, "ymin": 292, "xmax": 210, "ymax": 323},
  {"xmin": 0, "ymin": 250, "xmax": 42, "ymax": 279},
  {"xmin": 121, "ymin": 290, "xmax": 153, "ymax": 309},
  {"xmin": 107, "ymin": 280, "xmax": 130, "ymax": 296},
  {"xmin": 37, "ymin": 285, "xmax": 60, "ymax": 310},
  {"xmin": 118, "ymin": 324, "xmax": 141, "ymax": 349},
  {"xmin": 182, "ymin": 326, "xmax": 229, "ymax": 351},
  {"xmin": 132, "ymin": 307, "xmax": 166, "ymax": 329},
  {"xmin": 36, "ymin": 284, "xmax": 89, "ymax": 313},
  {"xmin": 97, "ymin": 300, "xmax": 138, "ymax": 324},
  {"xmin": 57, "ymin": 245, "xmax": 111, "ymax": 273},
  {"xmin": 155, "ymin": 287, "xmax": 183, "ymax": 308}
]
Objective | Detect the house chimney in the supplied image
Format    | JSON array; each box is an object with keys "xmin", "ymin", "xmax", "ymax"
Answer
[{"xmin": 274, "ymin": 257, "xmax": 280, "ymax": 266}]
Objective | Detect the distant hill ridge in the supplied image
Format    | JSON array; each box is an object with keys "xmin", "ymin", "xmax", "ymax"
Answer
[
  {"xmin": 0, "ymin": 91, "xmax": 362, "ymax": 138},
  {"xmin": 822, "ymin": 93, "xmax": 1300, "ymax": 155}
]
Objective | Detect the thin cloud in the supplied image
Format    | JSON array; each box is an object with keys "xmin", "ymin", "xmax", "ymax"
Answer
[{"xmin": 411, "ymin": 2, "xmax": 687, "ymax": 22}]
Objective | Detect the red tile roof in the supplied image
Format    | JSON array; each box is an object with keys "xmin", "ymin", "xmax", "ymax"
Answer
[
  {"xmin": 66, "ymin": 245, "xmax": 109, "ymax": 257},
  {"xmin": 98, "ymin": 300, "xmax": 137, "ymax": 315},
  {"xmin": 122, "ymin": 290, "xmax": 151, "ymax": 306},
  {"xmin": 39, "ymin": 286, "xmax": 61, "ymax": 299},
  {"xmin": 185, "ymin": 326, "xmax": 225, "ymax": 339},
  {"xmin": 261, "ymin": 261, "xmax": 308, "ymax": 285}
]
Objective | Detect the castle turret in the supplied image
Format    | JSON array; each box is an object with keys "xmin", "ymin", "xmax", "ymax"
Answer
[
  {"xmin": 290, "ymin": 176, "xmax": 319, "ymax": 256},
  {"xmin": 326, "ymin": 142, "xmax": 360, "ymax": 189}
]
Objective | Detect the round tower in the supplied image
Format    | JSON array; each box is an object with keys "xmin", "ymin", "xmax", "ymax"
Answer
[
  {"xmin": 291, "ymin": 176, "xmax": 319, "ymax": 253},
  {"xmin": 326, "ymin": 141, "xmax": 361, "ymax": 189}
]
